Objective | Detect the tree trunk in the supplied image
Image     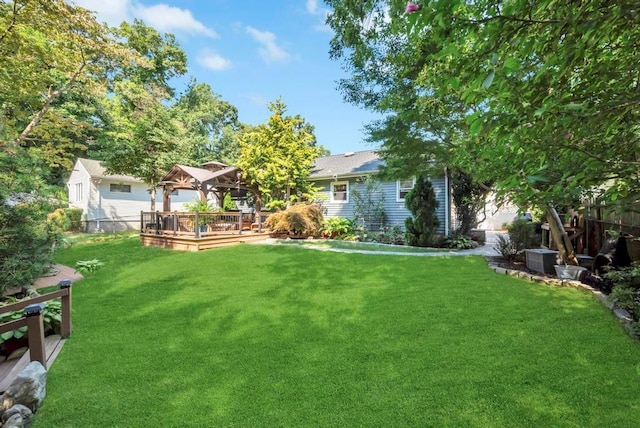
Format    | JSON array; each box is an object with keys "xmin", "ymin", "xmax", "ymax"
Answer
[
  {"xmin": 150, "ymin": 187, "xmax": 156, "ymax": 212},
  {"xmin": 546, "ymin": 206, "xmax": 578, "ymax": 265}
]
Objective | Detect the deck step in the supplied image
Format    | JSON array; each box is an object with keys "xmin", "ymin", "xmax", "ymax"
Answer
[{"xmin": 0, "ymin": 335, "xmax": 66, "ymax": 394}]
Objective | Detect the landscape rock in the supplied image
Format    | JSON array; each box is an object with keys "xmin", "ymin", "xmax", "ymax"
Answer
[
  {"xmin": 3, "ymin": 413, "xmax": 25, "ymax": 428},
  {"xmin": 2, "ymin": 404, "xmax": 33, "ymax": 426},
  {"xmin": 1, "ymin": 361, "xmax": 47, "ymax": 413}
]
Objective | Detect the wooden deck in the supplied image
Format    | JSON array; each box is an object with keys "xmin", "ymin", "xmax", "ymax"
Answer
[
  {"xmin": 140, "ymin": 230, "xmax": 271, "ymax": 251},
  {"xmin": 0, "ymin": 335, "xmax": 66, "ymax": 393}
]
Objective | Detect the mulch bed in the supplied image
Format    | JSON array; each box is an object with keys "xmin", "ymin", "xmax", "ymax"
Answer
[{"xmin": 485, "ymin": 255, "xmax": 613, "ymax": 294}]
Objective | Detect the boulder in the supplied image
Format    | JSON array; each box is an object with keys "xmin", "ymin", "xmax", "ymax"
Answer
[
  {"xmin": 1, "ymin": 361, "xmax": 47, "ymax": 413},
  {"xmin": 2, "ymin": 404, "xmax": 33, "ymax": 427}
]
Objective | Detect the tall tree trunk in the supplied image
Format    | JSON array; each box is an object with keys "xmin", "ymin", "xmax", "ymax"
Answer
[
  {"xmin": 546, "ymin": 206, "xmax": 578, "ymax": 265},
  {"xmin": 150, "ymin": 187, "xmax": 156, "ymax": 212}
]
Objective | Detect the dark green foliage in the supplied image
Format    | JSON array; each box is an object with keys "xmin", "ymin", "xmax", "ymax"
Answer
[
  {"xmin": 507, "ymin": 220, "xmax": 540, "ymax": 252},
  {"xmin": 0, "ymin": 201, "xmax": 60, "ymax": 295},
  {"xmin": 450, "ymin": 169, "xmax": 491, "ymax": 235},
  {"xmin": 443, "ymin": 235, "xmax": 477, "ymax": 250},
  {"xmin": 605, "ymin": 263, "xmax": 640, "ymax": 335},
  {"xmin": 404, "ymin": 176, "xmax": 439, "ymax": 247},
  {"xmin": 495, "ymin": 220, "xmax": 539, "ymax": 261}
]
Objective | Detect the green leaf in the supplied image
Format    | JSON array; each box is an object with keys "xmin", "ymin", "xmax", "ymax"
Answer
[
  {"xmin": 481, "ymin": 71, "xmax": 495, "ymax": 89},
  {"xmin": 503, "ymin": 58, "xmax": 520, "ymax": 74}
]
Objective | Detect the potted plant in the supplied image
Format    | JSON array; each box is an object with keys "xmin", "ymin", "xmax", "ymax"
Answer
[{"xmin": 183, "ymin": 198, "xmax": 215, "ymax": 232}]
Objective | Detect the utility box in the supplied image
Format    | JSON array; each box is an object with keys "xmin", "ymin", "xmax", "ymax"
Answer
[{"xmin": 525, "ymin": 249, "xmax": 558, "ymax": 275}]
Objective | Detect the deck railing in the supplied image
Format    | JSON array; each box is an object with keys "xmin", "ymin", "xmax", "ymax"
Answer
[
  {"xmin": 0, "ymin": 280, "xmax": 72, "ymax": 369},
  {"xmin": 141, "ymin": 211, "xmax": 268, "ymax": 238}
]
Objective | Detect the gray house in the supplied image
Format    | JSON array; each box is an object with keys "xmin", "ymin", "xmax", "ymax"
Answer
[{"xmin": 309, "ymin": 150, "xmax": 452, "ymax": 236}]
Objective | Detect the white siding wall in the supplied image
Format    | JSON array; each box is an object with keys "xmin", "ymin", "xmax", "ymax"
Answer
[
  {"xmin": 314, "ymin": 176, "xmax": 449, "ymax": 234},
  {"xmin": 67, "ymin": 161, "xmax": 91, "ymax": 217}
]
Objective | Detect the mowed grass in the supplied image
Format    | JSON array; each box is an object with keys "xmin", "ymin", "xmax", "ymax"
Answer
[
  {"xmin": 272, "ymin": 238, "xmax": 451, "ymax": 253},
  {"xmin": 33, "ymin": 237, "xmax": 640, "ymax": 427}
]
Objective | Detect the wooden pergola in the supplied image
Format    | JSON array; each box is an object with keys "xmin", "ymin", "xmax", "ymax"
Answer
[
  {"xmin": 139, "ymin": 161, "xmax": 269, "ymax": 251},
  {"xmin": 157, "ymin": 161, "xmax": 262, "ymax": 213}
]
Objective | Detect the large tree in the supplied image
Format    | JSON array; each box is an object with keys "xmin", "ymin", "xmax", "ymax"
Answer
[
  {"xmin": 237, "ymin": 99, "xmax": 321, "ymax": 209},
  {"xmin": 326, "ymin": 0, "xmax": 640, "ymax": 263},
  {"xmin": 98, "ymin": 20, "xmax": 189, "ymax": 211},
  {"xmin": 172, "ymin": 81, "xmax": 242, "ymax": 165}
]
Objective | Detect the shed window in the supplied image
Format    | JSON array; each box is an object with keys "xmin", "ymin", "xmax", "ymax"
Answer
[
  {"xmin": 73, "ymin": 183, "xmax": 83, "ymax": 202},
  {"xmin": 110, "ymin": 183, "xmax": 131, "ymax": 193},
  {"xmin": 331, "ymin": 182, "xmax": 349, "ymax": 203},
  {"xmin": 397, "ymin": 179, "xmax": 415, "ymax": 202}
]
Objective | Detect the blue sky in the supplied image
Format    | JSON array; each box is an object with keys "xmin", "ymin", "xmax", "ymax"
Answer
[{"xmin": 73, "ymin": 0, "xmax": 380, "ymax": 155}]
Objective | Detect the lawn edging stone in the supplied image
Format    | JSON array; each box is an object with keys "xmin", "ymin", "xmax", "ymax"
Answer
[{"xmin": 486, "ymin": 259, "xmax": 636, "ymax": 339}]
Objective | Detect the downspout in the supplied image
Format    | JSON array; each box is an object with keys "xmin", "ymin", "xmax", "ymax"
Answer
[{"xmin": 444, "ymin": 167, "xmax": 450, "ymax": 237}]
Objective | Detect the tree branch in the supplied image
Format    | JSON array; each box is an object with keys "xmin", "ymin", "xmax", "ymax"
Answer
[{"xmin": 13, "ymin": 51, "xmax": 87, "ymax": 147}]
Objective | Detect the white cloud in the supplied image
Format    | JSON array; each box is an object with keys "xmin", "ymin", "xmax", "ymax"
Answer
[
  {"xmin": 246, "ymin": 26, "xmax": 291, "ymax": 64},
  {"xmin": 132, "ymin": 4, "xmax": 218, "ymax": 38},
  {"xmin": 306, "ymin": 0, "xmax": 318, "ymax": 14},
  {"xmin": 241, "ymin": 94, "xmax": 269, "ymax": 108},
  {"xmin": 72, "ymin": 0, "xmax": 131, "ymax": 27},
  {"xmin": 73, "ymin": 1, "xmax": 217, "ymax": 38},
  {"xmin": 198, "ymin": 51, "xmax": 232, "ymax": 71}
]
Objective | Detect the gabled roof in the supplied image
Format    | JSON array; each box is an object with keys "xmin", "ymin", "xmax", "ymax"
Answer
[
  {"xmin": 310, "ymin": 150, "xmax": 383, "ymax": 179},
  {"xmin": 76, "ymin": 158, "xmax": 141, "ymax": 183}
]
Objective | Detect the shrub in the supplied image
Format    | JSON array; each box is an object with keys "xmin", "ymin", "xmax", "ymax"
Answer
[
  {"xmin": 367, "ymin": 225, "xmax": 406, "ymax": 245},
  {"xmin": 265, "ymin": 204, "xmax": 324, "ymax": 238},
  {"xmin": 47, "ymin": 208, "xmax": 84, "ymax": 232},
  {"xmin": 443, "ymin": 235, "xmax": 478, "ymax": 250},
  {"xmin": 75, "ymin": 259, "xmax": 104, "ymax": 274},
  {"xmin": 495, "ymin": 219, "xmax": 539, "ymax": 261},
  {"xmin": 404, "ymin": 176, "xmax": 439, "ymax": 247},
  {"xmin": 507, "ymin": 219, "xmax": 539, "ymax": 250},
  {"xmin": 322, "ymin": 217, "xmax": 355, "ymax": 239},
  {"xmin": 605, "ymin": 263, "xmax": 640, "ymax": 335}
]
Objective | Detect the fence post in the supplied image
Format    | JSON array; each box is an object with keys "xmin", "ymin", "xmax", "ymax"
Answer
[
  {"xmin": 59, "ymin": 279, "xmax": 73, "ymax": 338},
  {"xmin": 24, "ymin": 303, "xmax": 47, "ymax": 369}
]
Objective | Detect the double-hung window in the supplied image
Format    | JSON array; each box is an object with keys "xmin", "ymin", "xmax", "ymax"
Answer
[
  {"xmin": 331, "ymin": 181, "xmax": 349, "ymax": 203},
  {"xmin": 73, "ymin": 183, "xmax": 83, "ymax": 202},
  {"xmin": 397, "ymin": 179, "xmax": 415, "ymax": 202}
]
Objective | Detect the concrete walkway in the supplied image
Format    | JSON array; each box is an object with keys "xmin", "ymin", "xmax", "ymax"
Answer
[{"xmin": 258, "ymin": 231, "xmax": 505, "ymax": 257}]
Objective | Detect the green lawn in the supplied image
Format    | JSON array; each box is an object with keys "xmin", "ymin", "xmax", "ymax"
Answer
[
  {"xmin": 33, "ymin": 237, "xmax": 640, "ymax": 427},
  {"xmin": 272, "ymin": 238, "xmax": 451, "ymax": 253}
]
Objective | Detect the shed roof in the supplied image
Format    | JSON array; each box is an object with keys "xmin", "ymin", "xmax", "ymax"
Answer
[
  {"xmin": 76, "ymin": 158, "xmax": 141, "ymax": 183},
  {"xmin": 310, "ymin": 150, "xmax": 382, "ymax": 179}
]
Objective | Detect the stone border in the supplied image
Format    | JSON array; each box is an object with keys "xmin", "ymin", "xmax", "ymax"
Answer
[{"xmin": 486, "ymin": 260, "xmax": 637, "ymax": 338}]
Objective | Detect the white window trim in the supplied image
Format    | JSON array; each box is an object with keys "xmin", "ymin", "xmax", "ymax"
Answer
[
  {"xmin": 330, "ymin": 181, "xmax": 349, "ymax": 203},
  {"xmin": 109, "ymin": 183, "xmax": 132, "ymax": 193},
  {"xmin": 396, "ymin": 178, "xmax": 416, "ymax": 202},
  {"xmin": 74, "ymin": 183, "xmax": 83, "ymax": 203}
]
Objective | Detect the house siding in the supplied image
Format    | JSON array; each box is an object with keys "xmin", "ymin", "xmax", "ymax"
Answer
[
  {"xmin": 314, "ymin": 176, "xmax": 448, "ymax": 234},
  {"xmin": 67, "ymin": 159, "xmax": 199, "ymax": 232}
]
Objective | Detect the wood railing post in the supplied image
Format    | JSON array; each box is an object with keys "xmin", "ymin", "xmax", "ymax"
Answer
[
  {"xmin": 59, "ymin": 279, "xmax": 72, "ymax": 338},
  {"xmin": 24, "ymin": 303, "xmax": 47, "ymax": 369},
  {"xmin": 195, "ymin": 211, "xmax": 200, "ymax": 238}
]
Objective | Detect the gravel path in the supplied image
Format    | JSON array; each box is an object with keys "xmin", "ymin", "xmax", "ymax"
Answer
[{"xmin": 258, "ymin": 231, "xmax": 506, "ymax": 257}]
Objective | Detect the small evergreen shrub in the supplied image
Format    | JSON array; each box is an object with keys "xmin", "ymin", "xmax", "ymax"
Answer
[
  {"xmin": 404, "ymin": 176, "xmax": 440, "ymax": 247},
  {"xmin": 265, "ymin": 204, "xmax": 324, "ymax": 238}
]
